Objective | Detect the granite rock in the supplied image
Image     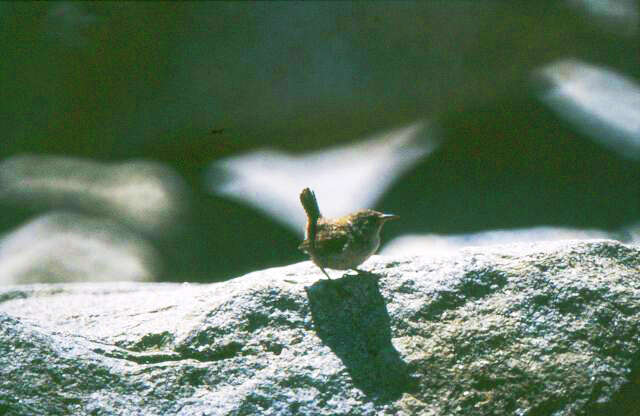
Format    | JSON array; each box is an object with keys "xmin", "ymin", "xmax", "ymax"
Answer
[{"xmin": 0, "ymin": 240, "xmax": 639, "ymax": 415}]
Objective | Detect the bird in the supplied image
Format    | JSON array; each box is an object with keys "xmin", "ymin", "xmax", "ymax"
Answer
[{"xmin": 298, "ymin": 187, "xmax": 398, "ymax": 279}]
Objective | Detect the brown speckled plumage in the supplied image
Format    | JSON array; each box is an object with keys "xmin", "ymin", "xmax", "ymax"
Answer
[{"xmin": 299, "ymin": 188, "xmax": 398, "ymax": 278}]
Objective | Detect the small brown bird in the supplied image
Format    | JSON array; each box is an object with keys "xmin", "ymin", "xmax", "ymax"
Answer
[{"xmin": 298, "ymin": 187, "xmax": 398, "ymax": 279}]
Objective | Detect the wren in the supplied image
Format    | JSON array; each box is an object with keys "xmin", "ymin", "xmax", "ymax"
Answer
[{"xmin": 298, "ymin": 187, "xmax": 398, "ymax": 279}]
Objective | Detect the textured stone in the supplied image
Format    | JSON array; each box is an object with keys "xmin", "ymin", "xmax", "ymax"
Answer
[{"xmin": 0, "ymin": 240, "xmax": 639, "ymax": 415}]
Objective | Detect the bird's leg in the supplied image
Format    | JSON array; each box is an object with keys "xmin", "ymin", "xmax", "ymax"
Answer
[{"xmin": 319, "ymin": 267, "xmax": 332, "ymax": 279}]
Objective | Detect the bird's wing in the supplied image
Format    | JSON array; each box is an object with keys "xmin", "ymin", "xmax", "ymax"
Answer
[{"xmin": 313, "ymin": 226, "xmax": 349, "ymax": 252}]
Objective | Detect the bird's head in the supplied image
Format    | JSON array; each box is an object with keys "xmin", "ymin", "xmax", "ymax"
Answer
[{"xmin": 348, "ymin": 209, "xmax": 399, "ymax": 237}]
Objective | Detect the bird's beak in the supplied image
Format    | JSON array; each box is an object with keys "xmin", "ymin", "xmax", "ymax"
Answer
[{"xmin": 380, "ymin": 213, "xmax": 399, "ymax": 221}]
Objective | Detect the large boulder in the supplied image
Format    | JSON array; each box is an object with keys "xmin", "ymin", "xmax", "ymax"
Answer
[{"xmin": 0, "ymin": 240, "xmax": 639, "ymax": 415}]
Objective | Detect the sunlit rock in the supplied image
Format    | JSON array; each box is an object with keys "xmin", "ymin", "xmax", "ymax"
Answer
[
  {"xmin": 0, "ymin": 240, "xmax": 638, "ymax": 414},
  {"xmin": 535, "ymin": 59, "xmax": 640, "ymax": 160},
  {"xmin": 0, "ymin": 155, "xmax": 188, "ymax": 236},
  {"xmin": 207, "ymin": 121, "xmax": 438, "ymax": 234},
  {"xmin": 620, "ymin": 221, "xmax": 640, "ymax": 242},
  {"xmin": 381, "ymin": 226, "xmax": 617, "ymax": 256},
  {"xmin": 0, "ymin": 212, "xmax": 159, "ymax": 284}
]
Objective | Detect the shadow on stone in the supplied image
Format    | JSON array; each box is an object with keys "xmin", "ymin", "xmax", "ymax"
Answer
[
  {"xmin": 585, "ymin": 363, "xmax": 640, "ymax": 416},
  {"xmin": 305, "ymin": 271, "xmax": 417, "ymax": 401}
]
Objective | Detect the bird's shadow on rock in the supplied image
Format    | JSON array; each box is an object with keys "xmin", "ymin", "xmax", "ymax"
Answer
[{"xmin": 305, "ymin": 271, "xmax": 418, "ymax": 401}]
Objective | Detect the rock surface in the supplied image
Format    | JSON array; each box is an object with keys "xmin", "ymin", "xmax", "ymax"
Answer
[{"xmin": 0, "ymin": 240, "xmax": 639, "ymax": 415}]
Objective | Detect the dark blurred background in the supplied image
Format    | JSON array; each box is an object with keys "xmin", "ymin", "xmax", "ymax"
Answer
[{"xmin": 0, "ymin": 1, "xmax": 638, "ymax": 284}]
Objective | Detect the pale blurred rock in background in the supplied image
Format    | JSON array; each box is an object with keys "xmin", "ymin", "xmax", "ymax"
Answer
[
  {"xmin": 381, "ymin": 226, "xmax": 632, "ymax": 257},
  {"xmin": 0, "ymin": 155, "xmax": 188, "ymax": 236},
  {"xmin": 207, "ymin": 121, "xmax": 438, "ymax": 234},
  {"xmin": 536, "ymin": 59, "xmax": 640, "ymax": 160},
  {"xmin": 0, "ymin": 212, "xmax": 159, "ymax": 284},
  {"xmin": 567, "ymin": 0, "xmax": 639, "ymax": 35}
]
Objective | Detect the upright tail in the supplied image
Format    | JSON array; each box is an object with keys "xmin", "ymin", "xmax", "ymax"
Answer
[{"xmin": 300, "ymin": 188, "xmax": 321, "ymax": 247}]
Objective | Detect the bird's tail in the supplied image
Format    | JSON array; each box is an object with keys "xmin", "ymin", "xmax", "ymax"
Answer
[
  {"xmin": 300, "ymin": 188, "xmax": 321, "ymax": 246},
  {"xmin": 300, "ymin": 188, "xmax": 321, "ymax": 221}
]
